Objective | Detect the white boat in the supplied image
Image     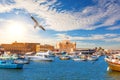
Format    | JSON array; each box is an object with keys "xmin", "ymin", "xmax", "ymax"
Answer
[
  {"xmin": 0, "ymin": 53, "xmax": 18, "ymax": 60},
  {"xmin": 14, "ymin": 59, "xmax": 30, "ymax": 64},
  {"xmin": 73, "ymin": 58, "xmax": 81, "ymax": 61},
  {"xmin": 73, "ymin": 55, "xmax": 87, "ymax": 61},
  {"xmin": 72, "ymin": 56, "xmax": 81, "ymax": 61},
  {"xmin": 87, "ymin": 55, "xmax": 98, "ymax": 61},
  {"xmin": 25, "ymin": 50, "xmax": 54, "ymax": 61}
]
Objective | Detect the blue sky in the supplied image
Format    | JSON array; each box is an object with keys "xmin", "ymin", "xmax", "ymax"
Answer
[{"xmin": 0, "ymin": 0, "xmax": 120, "ymax": 49}]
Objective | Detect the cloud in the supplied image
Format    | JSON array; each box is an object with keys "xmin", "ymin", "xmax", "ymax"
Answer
[
  {"xmin": 107, "ymin": 25, "xmax": 120, "ymax": 30},
  {"xmin": 0, "ymin": 0, "xmax": 119, "ymax": 31},
  {"xmin": 76, "ymin": 41, "xmax": 96, "ymax": 49},
  {"xmin": 55, "ymin": 33, "xmax": 120, "ymax": 42},
  {"xmin": 0, "ymin": 0, "xmax": 120, "ymax": 50},
  {"xmin": 55, "ymin": 33, "xmax": 120, "ymax": 49},
  {"xmin": 92, "ymin": 0, "xmax": 120, "ymax": 26},
  {"xmin": 104, "ymin": 37, "xmax": 120, "ymax": 42},
  {"xmin": 56, "ymin": 33, "xmax": 70, "ymax": 39}
]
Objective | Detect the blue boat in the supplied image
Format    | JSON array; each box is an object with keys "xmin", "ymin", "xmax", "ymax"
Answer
[{"xmin": 0, "ymin": 60, "xmax": 24, "ymax": 69}]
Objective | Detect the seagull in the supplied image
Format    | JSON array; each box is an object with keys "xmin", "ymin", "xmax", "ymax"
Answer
[{"xmin": 31, "ymin": 16, "xmax": 45, "ymax": 31}]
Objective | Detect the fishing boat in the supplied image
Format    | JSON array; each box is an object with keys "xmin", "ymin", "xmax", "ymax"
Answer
[
  {"xmin": 0, "ymin": 53, "xmax": 18, "ymax": 60},
  {"xmin": 0, "ymin": 60, "xmax": 24, "ymax": 69},
  {"xmin": 0, "ymin": 56, "xmax": 18, "ymax": 60},
  {"xmin": 87, "ymin": 55, "xmax": 98, "ymax": 61},
  {"xmin": 72, "ymin": 56, "xmax": 83, "ymax": 61},
  {"xmin": 105, "ymin": 54, "xmax": 120, "ymax": 71},
  {"xmin": 73, "ymin": 58, "xmax": 81, "ymax": 61},
  {"xmin": 25, "ymin": 50, "xmax": 54, "ymax": 61},
  {"xmin": 79, "ymin": 54, "xmax": 87, "ymax": 61},
  {"xmin": 59, "ymin": 55, "xmax": 70, "ymax": 60}
]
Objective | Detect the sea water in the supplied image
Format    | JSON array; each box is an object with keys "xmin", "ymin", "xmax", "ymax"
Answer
[{"xmin": 0, "ymin": 56, "xmax": 120, "ymax": 80}]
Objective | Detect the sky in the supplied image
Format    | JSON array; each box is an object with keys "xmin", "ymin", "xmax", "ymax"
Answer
[{"xmin": 0, "ymin": 0, "xmax": 120, "ymax": 49}]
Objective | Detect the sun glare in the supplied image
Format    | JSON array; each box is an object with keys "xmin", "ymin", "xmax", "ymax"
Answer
[{"xmin": 6, "ymin": 22, "xmax": 26, "ymax": 38}]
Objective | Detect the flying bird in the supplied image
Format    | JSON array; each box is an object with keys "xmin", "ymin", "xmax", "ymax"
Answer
[{"xmin": 31, "ymin": 16, "xmax": 45, "ymax": 31}]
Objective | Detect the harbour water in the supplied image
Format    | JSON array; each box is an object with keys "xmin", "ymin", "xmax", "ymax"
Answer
[{"xmin": 0, "ymin": 56, "xmax": 120, "ymax": 80}]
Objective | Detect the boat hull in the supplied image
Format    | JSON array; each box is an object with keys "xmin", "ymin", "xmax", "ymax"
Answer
[
  {"xmin": 59, "ymin": 56, "xmax": 70, "ymax": 60},
  {"xmin": 107, "ymin": 61, "xmax": 120, "ymax": 71},
  {"xmin": 87, "ymin": 57, "xmax": 98, "ymax": 61},
  {"xmin": 105, "ymin": 58, "xmax": 120, "ymax": 71},
  {"xmin": 0, "ymin": 64, "xmax": 23, "ymax": 69},
  {"xmin": 31, "ymin": 58, "xmax": 53, "ymax": 62},
  {"xmin": 0, "ymin": 57, "xmax": 18, "ymax": 60},
  {"xmin": 27, "ymin": 56, "xmax": 54, "ymax": 62}
]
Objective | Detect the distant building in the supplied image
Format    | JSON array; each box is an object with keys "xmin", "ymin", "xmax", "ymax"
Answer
[
  {"xmin": 36, "ymin": 44, "xmax": 54, "ymax": 52},
  {"xmin": 75, "ymin": 48, "xmax": 95, "ymax": 54},
  {"xmin": 0, "ymin": 46, "xmax": 4, "ymax": 54},
  {"xmin": 56, "ymin": 40, "xmax": 76, "ymax": 53},
  {"xmin": 1, "ymin": 41, "xmax": 40, "ymax": 54}
]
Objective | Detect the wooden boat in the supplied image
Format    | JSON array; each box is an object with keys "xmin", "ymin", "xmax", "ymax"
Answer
[
  {"xmin": 105, "ymin": 57, "xmax": 120, "ymax": 71},
  {"xmin": 59, "ymin": 55, "xmax": 70, "ymax": 60},
  {"xmin": 0, "ymin": 60, "xmax": 24, "ymax": 69},
  {"xmin": 79, "ymin": 54, "xmax": 87, "ymax": 61}
]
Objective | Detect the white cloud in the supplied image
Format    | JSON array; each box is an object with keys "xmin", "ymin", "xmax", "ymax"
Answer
[
  {"xmin": 0, "ymin": 0, "xmax": 119, "ymax": 31},
  {"xmin": 104, "ymin": 37, "xmax": 120, "ymax": 42},
  {"xmin": 76, "ymin": 41, "xmax": 96, "ymax": 49},
  {"xmin": 93, "ymin": 0, "xmax": 120, "ymax": 27},
  {"xmin": 55, "ymin": 33, "xmax": 120, "ymax": 42},
  {"xmin": 0, "ymin": 0, "xmax": 120, "ymax": 50},
  {"xmin": 104, "ymin": 34, "xmax": 118, "ymax": 37},
  {"xmin": 55, "ymin": 33, "xmax": 120, "ymax": 49},
  {"xmin": 56, "ymin": 33, "xmax": 69, "ymax": 39},
  {"xmin": 107, "ymin": 26, "xmax": 120, "ymax": 30}
]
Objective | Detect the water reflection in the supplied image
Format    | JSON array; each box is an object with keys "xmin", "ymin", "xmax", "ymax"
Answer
[{"xmin": 107, "ymin": 70, "xmax": 120, "ymax": 80}]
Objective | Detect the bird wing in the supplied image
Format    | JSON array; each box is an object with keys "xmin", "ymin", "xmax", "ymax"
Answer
[
  {"xmin": 31, "ymin": 16, "xmax": 38, "ymax": 24},
  {"xmin": 31, "ymin": 16, "xmax": 39, "ymax": 28},
  {"xmin": 38, "ymin": 25, "xmax": 46, "ymax": 31},
  {"xmin": 31, "ymin": 16, "xmax": 45, "ymax": 31}
]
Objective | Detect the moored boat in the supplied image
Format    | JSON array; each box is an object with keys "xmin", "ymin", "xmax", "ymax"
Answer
[
  {"xmin": 0, "ymin": 56, "xmax": 18, "ymax": 60},
  {"xmin": 59, "ymin": 55, "xmax": 70, "ymax": 60},
  {"xmin": 14, "ymin": 59, "xmax": 30, "ymax": 64},
  {"xmin": 0, "ymin": 60, "xmax": 24, "ymax": 69},
  {"xmin": 72, "ymin": 56, "xmax": 85, "ymax": 61},
  {"xmin": 0, "ymin": 54, "xmax": 18, "ymax": 60},
  {"xmin": 105, "ymin": 54, "xmax": 120, "ymax": 71},
  {"xmin": 87, "ymin": 55, "xmax": 98, "ymax": 61},
  {"xmin": 25, "ymin": 50, "xmax": 54, "ymax": 62},
  {"xmin": 79, "ymin": 54, "xmax": 87, "ymax": 61},
  {"xmin": 73, "ymin": 58, "xmax": 84, "ymax": 61}
]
